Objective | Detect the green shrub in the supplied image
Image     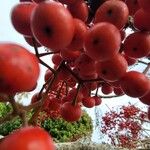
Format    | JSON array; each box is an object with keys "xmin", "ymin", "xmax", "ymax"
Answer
[
  {"xmin": 0, "ymin": 102, "xmax": 93, "ymax": 143},
  {"xmin": 0, "ymin": 117, "xmax": 22, "ymax": 136},
  {"xmin": 0, "ymin": 102, "xmax": 12, "ymax": 118},
  {"xmin": 41, "ymin": 111, "xmax": 93, "ymax": 143}
]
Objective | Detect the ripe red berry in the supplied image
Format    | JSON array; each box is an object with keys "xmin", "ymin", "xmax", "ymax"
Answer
[
  {"xmin": 0, "ymin": 127, "xmax": 55, "ymax": 150},
  {"xmin": 94, "ymin": 0, "xmax": 129, "ymax": 29},
  {"xmin": 120, "ymin": 71, "xmax": 150, "ymax": 98},
  {"xmin": 11, "ymin": 2, "xmax": 37, "ymax": 36},
  {"xmin": 31, "ymin": 1, "xmax": 75, "ymax": 50},
  {"xmin": 92, "ymin": 96, "xmax": 102, "ymax": 106},
  {"xmin": 0, "ymin": 43, "xmax": 40, "ymax": 94},
  {"xmin": 84, "ymin": 22, "xmax": 121, "ymax": 61},
  {"xmin": 139, "ymin": 90, "xmax": 150, "ymax": 105},
  {"xmin": 96, "ymin": 54, "xmax": 127, "ymax": 82},
  {"xmin": 82, "ymin": 97, "xmax": 95, "ymax": 108},
  {"xmin": 138, "ymin": 0, "xmax": 150, "ymax": 13},
  {"xmin": 123, "ymin": 32, "xmax": 150, "ymax": 58},
  {"xmin": 60, "ymin": 102, "xmax": 82, "ymax": 122}
]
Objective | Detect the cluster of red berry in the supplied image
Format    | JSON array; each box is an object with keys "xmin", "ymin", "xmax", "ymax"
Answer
[{"xmin": 101, "ymin": 104, "xmax": 148, "ymax": 149}]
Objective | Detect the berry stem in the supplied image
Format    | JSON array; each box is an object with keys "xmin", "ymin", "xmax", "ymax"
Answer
[
  {"xmin": 29, "ymin": 61, "xmax": 64, "ymax": 125},
  {"xmin": 32, "ymin": 38, "xmax": 55, "ymax": 74},
  {"xmin": 72, "ymin": 83, "xmax": 82, "ymax": 106},
  {"xmin": 38, "ymin": 51, "xmax": 59, "ymax": 57}
]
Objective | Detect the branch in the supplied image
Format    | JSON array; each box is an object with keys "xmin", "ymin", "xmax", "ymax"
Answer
[
  {"xmin": 63, "ymin": 64, "xmax": 81, "ymax": 82},
  {"xmin": 133, "ymin": 116, "xmax": 150, "ymax": 124},
  {"xmin": 138, "ymin": 60, "xmax": 149, "ymax": 65},
  {"xmin": 38, "ymin": 76, "xmax": 52, "ymax": 97},
  {"xmin": 72, "ymin": 83, "xmax": 82, "ymax": 105},
  {"xmin": 18, "ymin": 101, "xmax": 42, "ymax": 111},
  {"xmin": 38, "ymin": 51, "xmax": 59, "ymax": 57},
  {"xmin": 0, "ymin": 93, "xmax": 9, "ymax": 102},
  {"xmin": 29, "ymin": 61, "xmax": 64, "ymax": 125},
  {"xmin": 9, "ymin": 96, "xmax": 28, "ymax": 127},
  {"xmin": 32, "ymin": 38, "xmax": 55, "ymax": 74},
  {"xmin": 91, "ymin": 93, "xmax": 124, "ymax": 99},
  {"xmin": 143, "ymin": 63, "xmax": 150, "ymax": 75}
]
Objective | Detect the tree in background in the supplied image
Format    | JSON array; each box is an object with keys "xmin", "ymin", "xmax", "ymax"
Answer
[{"xmin": 100, "ymin": 104, "xmax": 149, "ymax": 149}]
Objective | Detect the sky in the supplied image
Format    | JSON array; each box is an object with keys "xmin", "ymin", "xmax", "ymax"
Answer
[{"xmin": 0, "ymin": 0, "xmax": 149, "ymax": 143}]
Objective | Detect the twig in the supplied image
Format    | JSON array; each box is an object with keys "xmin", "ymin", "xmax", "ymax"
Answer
[
  {"xmin": 72, "ymin": 83, "xmax": 82, "ymax": 105},
  {"xmin": 63, "ymin": 64, "xmax": 81, "ymax": 82},
  {"xmin": 18, "ymin": 101, "xmax": 42, "ymax": 111},
  {"xmin": 138, "ymin": 60, "xmax": 149, "ymax": 65},
  {"xmin": 29, "ymin": 61, "xmax": 64, "ymax": 125},
  {"xmin": 32, "ymin": 38, "xmax": 55, "ymax": 74},
  {"xmin": 143, "ymin": 63, "xmax": 150, "ymax": 75},
  {"xmin": 91, "ymin": 93, "xmax": 124, "ymax": 99},
  {"xmin": 9, "ymin": 96, "xmax": 27, "ymax": 127},
  {"xmin": 0, "ymin": 93, "xmax": 9, "ymax": 102},
  {"xmin": 38, "ymin": 51, "xmax": 59, "ymax": 57}
]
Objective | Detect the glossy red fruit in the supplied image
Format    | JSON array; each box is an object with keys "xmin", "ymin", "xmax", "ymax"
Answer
[
  {"xmin": 75, "ymin": 53, "xmax": 96, "ymax": 76},
  {"xmin": 125, "ymin": 0, "xmax": 140, "ymax": 16},
  {"xmin": 11, "ymin": 2, "xmax": 37, "ymax": 36},
  {"xmin": 79, "ymin": 86, "xmax": 90, "ymax": 98},
  {"xmin": 123, "ymin": 54, "xmax": 137, "ymax": 66},
  {"xmin": 67, "ymin": 19, "xmax": 87, "ymax": 50},
  {"xmin": 138, "ymin": 0, "xmax": 150, "ymax": 13},
  {"xmin": 123, "ymin": 32, "xmax": 150, "ymax": 58},
  {"xmin": 31, "ymin": 92, "xmax": 41, "ymax": 104},
  {"xmin": 68, "ymin": 1, "xmax": 89, "ymax": 22},
  {"xmin": 134, "ymin": 9, "xmax": 150, "ymax": 31},
  {"xmin": 24, "ymin": 36, "xmax": 41, "ymax": 47},
  {"xmin": 114, "ymin": 87, "xmax": 124, "ymax": 96},
  {"xmin": 0, "ymin": 43, "xmax": 40, "ymax": 94},
  {"xmin": 79, "ymin": 72, "xmax": 98, "ymax": 80},
  {"xmin": 84, "ymin": 22, "xmax": 121, "ymax": 61},
  {"xmin": 120, "ymin": 71, "xmax": 150, "ymax": 98},
  {"xmin": 96, "ymin": 54, "xmax": 128, "ymax": 82},
  {"xmin": 60, "ymin": 102, "xmax": 82, "ymax": 122},
  {"xmin": 44, "ymin": 69, "xmax": 53, "ymax": 82},
  {"xmin": 31, "ymin": 1, "xmax": 75, "ymax": 50},
  {"xmin": 110, "ymin": 80, "xmax": 121, "ymax": 88},
  {"xmin": 60, "ymin": 49, "xmax": 81, "ymax": 63},
  {"xmin": 82, "ymin": 97, "xmax": 95, "ymax": 108},
  {"xmin": 67, "ymin": 88, "xmax": 83, "ymax": 103},
  {"xmin": 92, "ymin": 96, "xmax": 102, "ymax": 106},
  {"xmin": 139, "ymin": 90, "xmax": 150, "ymax": 105},
  {"xmin": 52, "ymin": 54, "xmax": 62, "ymax": 66},
  {"xmin": 0, "ymin": 127, "xmax": 55, "ymax": 150},
  {"xmin": 148, "ymin": 107, "xmax": 150, "ymax": 120},
  {"xmin": 94, "ymin": 0, "xmax": 129, "ymax": 29},
  {"xmin": 101, "ymin": 83, "xmax": 113, "ymax": 95},
  {"xmin": 27, "ymin": 82, "xmax": 37, "ymax": 92},
  {"xmin": 84, "ymin": 81, "xmax": 98, "ymax": 91}
]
